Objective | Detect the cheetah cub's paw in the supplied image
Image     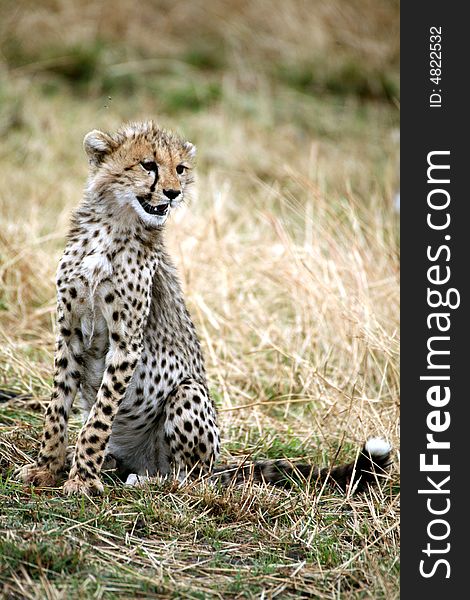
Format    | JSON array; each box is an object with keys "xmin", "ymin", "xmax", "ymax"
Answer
[
  {"xmin": 17, "ymin": 464, "xmax": 58, "ymax": 487},
  {"xmin": 63, "ymin": 476, "xmax": 104, "ymax": 496},
  {"xmin": 124, "ymin": 473, "xmax": 151, "ymax": 487}
]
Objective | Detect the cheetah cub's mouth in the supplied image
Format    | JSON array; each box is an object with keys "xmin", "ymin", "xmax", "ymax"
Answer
[{"xmin": 136, "ymin": 196, "xmax": 169, "ymax": 216}]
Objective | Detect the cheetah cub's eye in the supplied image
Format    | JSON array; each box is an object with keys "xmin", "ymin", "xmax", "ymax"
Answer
[
  {"xmin": 176, "ymin": 164, "xmax": 186, "ymax": 175},
  {"xmin": 140, "ymin": 161, "xmax": 158, "ymax": 172}
]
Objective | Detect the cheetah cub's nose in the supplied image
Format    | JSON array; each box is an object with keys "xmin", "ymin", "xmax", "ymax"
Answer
[{"xmin": 163, "ymin": 189, "xmax": 181, "ymax": 200}]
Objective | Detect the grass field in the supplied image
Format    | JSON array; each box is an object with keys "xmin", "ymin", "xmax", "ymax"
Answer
[{"xmin": 0, "ymin": 1, "xmax": 400, "ymax": 598}]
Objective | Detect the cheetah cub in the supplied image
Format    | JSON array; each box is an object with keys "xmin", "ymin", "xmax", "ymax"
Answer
[{"xmin": 19, "ymin": 121, "xmax": 391, "ymax": 495}]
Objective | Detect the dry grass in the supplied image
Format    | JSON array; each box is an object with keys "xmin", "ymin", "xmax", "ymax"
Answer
[{"xmin": 0, "ymin": 1, "xmax": 399, "ymax": 598}]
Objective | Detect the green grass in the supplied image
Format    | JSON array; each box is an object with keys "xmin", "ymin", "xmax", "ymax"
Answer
[{"xmin": 0, "ymin": 469, "xmax": 398, "ymax": 598}]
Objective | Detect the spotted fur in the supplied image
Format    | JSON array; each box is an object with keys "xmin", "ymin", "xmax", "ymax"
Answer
[{"xmin": 18, "ymin": 121, "xmax": 391, "ymax": 495}]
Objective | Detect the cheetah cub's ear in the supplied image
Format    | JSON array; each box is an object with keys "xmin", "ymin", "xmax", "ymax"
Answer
[
  {"xmin": 184, "ymin": 141, "xmax": 197, "ymax": 159},
  {"xmin": 83, "ymin": 130, "xmax": 116, "ymax": 166}
]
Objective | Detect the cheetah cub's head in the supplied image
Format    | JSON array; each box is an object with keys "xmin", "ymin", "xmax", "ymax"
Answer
[{"xmin": 83, "ymin": 121, "xmax": 196, "ymax": 227}]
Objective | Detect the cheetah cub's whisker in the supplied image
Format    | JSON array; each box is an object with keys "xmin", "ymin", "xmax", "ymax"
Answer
[{"xmin": 18, "ymin": 121, "xmax": 392, "ymax": 496}]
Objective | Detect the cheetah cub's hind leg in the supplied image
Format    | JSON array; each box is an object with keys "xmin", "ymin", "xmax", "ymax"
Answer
[
  {"xmin": 124, "ymin": 379, "xmax": 221, "ymax": 487},
  {"xmin": 162, "ymin": 379, "xmax": 220, "ymax": 481}
]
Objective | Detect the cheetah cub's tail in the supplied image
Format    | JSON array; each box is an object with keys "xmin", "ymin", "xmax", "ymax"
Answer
[{"xmin": 211, "ymin": 438, "xmax": 392, "ymax": 493}]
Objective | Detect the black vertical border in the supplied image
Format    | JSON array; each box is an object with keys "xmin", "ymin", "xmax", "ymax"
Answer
[{"xmin": 401, "ymin": 3, "xmax": 468, "ymax": 597}]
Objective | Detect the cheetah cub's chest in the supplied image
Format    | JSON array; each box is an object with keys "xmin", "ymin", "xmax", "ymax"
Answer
[
  {"xmin": 57, "ymin": 240, "xmax": 154, "ymax": 396},
  {"xmin": 57, "ymin": 246, "xmax": 111, "ymax": 346}
]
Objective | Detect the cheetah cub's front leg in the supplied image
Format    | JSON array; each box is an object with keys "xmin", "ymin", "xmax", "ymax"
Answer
[
  {"xmin": 63, "ymin": 321, "xmax": 144, "ymax": 496},
  {"xmin": 18, "ymin": 306, "xmax": 84, "ymax": 487}
]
